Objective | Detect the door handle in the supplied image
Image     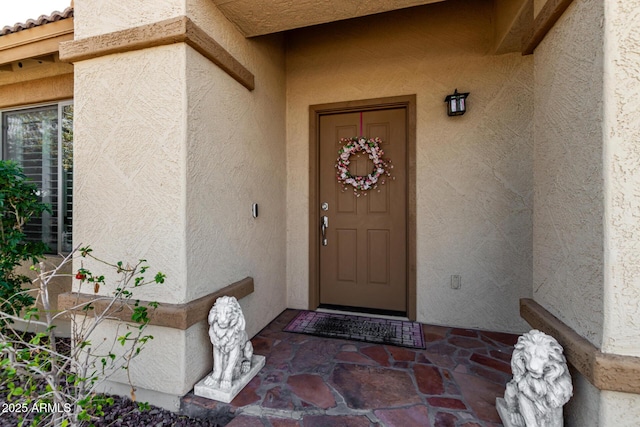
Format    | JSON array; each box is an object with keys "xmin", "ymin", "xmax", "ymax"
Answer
[{"xmin": 321, "ymin": 216, "xmax": 328, "ymax": 246}]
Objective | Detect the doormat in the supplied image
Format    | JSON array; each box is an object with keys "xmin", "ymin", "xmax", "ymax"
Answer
[{"xmin": 284, "ymin": 311, "xmax": 425, "ymax": 349}]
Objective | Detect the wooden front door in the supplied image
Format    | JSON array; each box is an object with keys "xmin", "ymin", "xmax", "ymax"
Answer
[{"xmin": 317, "ymin": 107, "xmax": 407, "ymax": 314}]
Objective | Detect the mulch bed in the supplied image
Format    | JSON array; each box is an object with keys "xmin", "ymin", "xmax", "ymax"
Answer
[
  {"xmin": 0, "ymin": 332, "xmax": 222, "ymax": 426},
  {"xmin": 0, "ymin": 393, "xmax": 222, "ymax": 426}
]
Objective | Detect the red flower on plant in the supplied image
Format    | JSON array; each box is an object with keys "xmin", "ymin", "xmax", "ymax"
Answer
[{"xmin": 75, "ymin": 272, "xmax": 86, "ymax": 281}]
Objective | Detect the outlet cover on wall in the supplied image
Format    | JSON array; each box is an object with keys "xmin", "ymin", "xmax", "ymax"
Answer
[{"xmin": 450, "ymin": 275, "xmax": 461, "ymax": 289}]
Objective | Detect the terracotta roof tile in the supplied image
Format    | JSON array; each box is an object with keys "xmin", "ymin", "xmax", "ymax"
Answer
[{"xmin": 1, "ymin": 7, "xmax": 74, "ymax": 36}]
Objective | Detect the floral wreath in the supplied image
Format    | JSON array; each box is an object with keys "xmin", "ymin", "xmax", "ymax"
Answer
[{"xmin": 335, "ymin": 137, "xmax": 393, "ymax": 197}]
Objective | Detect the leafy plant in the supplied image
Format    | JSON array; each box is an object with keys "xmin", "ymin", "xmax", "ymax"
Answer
[
  {"xmin": 0, "ymin": 160, "xmax": 51, "ymax": 321},
  {"xmin": 0, "ymin": 246, "xmax": 165, "ymax": 426}
]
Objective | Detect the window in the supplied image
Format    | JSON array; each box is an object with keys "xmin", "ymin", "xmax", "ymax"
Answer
[{"xmin": 1, "ymin": 102, "xmax": 73, "ymax": 254}]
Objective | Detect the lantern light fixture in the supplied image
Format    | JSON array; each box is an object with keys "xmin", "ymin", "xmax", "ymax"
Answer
[{"xmin": 444, "ymin": 89, "xmax": 469, "ymax": 116}]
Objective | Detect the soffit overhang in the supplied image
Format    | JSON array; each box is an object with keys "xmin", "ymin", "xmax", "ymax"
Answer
[
  {"xmin": 0, "ymin": 18, "xmax": 74, "ymax": 69},
  {"xmin": 211, "ymin": 0, "xmax": 448, "ymax": 37}
]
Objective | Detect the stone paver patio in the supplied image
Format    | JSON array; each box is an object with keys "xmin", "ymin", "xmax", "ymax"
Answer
[{"xmin": 181, "ymin": 309, "xmax": 518, "ymax": 427}]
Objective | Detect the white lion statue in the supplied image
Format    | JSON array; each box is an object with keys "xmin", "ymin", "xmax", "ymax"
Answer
[
  {"xmin": 503, "ymin": 330, "xmax": 573, "ymax": 427},
  {"xmin": 203, "ymin": 296, "xmax": 253, "ymax": 390}
]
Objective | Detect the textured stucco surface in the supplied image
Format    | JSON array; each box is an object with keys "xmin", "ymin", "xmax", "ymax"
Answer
[
  {"xmin": 599, "ymin": 391, "xmax": 640, "ymax": 427},
  {"xmin": 73, "ymin": 0, "xmax": 286, "ymax": 325},
  {"xmin": 72, "ymin": 0, "xmax": 286, "ymax": 400},
  {"xmin": 286, "ymin": 0, "xmax": 533, "ymax": 333},
  {"xmin": 534, "ymin": 0, "xmax": 545, "ymax": 17},
  {"xmin": 72, "ymin": 44, "xmax": 188, "ymax": 304},
  {"xmin": 74, "ymin": 0, "xmax": 185, "ymax": 38},
  {"xmin": 533, "ymin": 0, "xmax": 640, "ymax": 422},
  {"xmin": 211, "ymin": 0, "xmax": 444, "ymax": 37},
  {"xmin": 185, "ymin": 0, "xmax": 287, "ymax": 339},
  {"xmin": 493, "ymin": 0, "xmax": 530, "ymax": 54},
  {"xmin": 602, "ymin": 0, "xmax": 640, "ymax": 358},
  {"xmin": 532, "ymin": 0, "xmax": 604, "ymax": 347},
  {"xmin": 85, "ymin": 320, "xmax": 210, "ymax": 410},
  {"xmin": 564, "ymin": 369, "xmax": 600, "ymax": 427}
]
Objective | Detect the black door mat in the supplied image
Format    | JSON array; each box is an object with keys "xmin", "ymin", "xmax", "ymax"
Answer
[{"xmin": 284, "ymin": 310, "xmax": 425, "ymax": 349}]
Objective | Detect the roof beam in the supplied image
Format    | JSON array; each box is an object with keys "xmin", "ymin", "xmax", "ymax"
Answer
[
  {"xmin": 522, "ymin": 0, "xmax": 575, "ymax": 55},
  {"xmin": 0, "ymin": 19, "xmax": 74, "ymax": 66}
]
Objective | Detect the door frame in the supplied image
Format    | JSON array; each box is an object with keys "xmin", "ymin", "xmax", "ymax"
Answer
[{"xmin": 308, "ymin": 95, "xmax": 417, "ymax": 320}]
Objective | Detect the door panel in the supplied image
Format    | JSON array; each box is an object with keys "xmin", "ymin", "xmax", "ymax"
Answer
[
  {"xmin": 367, "ymin": 229, "xmax": 390, "ymax": 285},
  {"xmin": 318, "ymin": 108, "xmax": 407, "ymax": 312},
  {"xmin": 336, "ymin": 229, "xmax": 357, "ymax": 282}
]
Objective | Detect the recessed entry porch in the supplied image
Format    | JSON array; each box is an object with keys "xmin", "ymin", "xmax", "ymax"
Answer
[{"xmin": 181, "ymin": 309, "xmax": 518, "ymax": 426}]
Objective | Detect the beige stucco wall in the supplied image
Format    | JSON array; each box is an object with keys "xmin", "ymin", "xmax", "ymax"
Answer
[
  {"xmin": 90, "ymin": 320, "xmax": 211, "ymax": 411},
  {"xmin": 534, "ymin": 0, "xmax": 545, "ymax": 18},
  {"xmin": 184, "ymin": 0, "xmax": 287, "ymax": 338},
  {"xmin": 73, "ymin": 0, "xmax": 185, "ymax": 38},
  {"xmin": 564, "ymin": 370, "xmax": 600, "ymax": 427},
  {"xmin": 534, "ymin": 0, "xmax": 640, "ymax": 423},
  {"xmin": 599, "ymin": 0, "xmax": 640, "ymax": 422},
  {"xmin": 600, "ymin": 391, "xmax": 640, "ymax": 427},
  {"xmin": 602, "ymin": 0, "xmax": 640, "ymax": 359},
  {"xmin": 73, "ymin": 0, "xmax": 286, "ymax": 328},
  {"xmin": 532, "ymin": 0, "xmax": 605, "ymax": 422},
  {"xmin": 532, "ymin": 0, "xmax": 604, "ymax": 347},
  {"xmin": 72, "ymin": 43, "xmax": 188, "ymax": 304},
  {"xmin": 493, "ymin": 0, "xmax": 530, "ymax": 54},
  {"xmin": 72, "ymin": 0, "xmax": 286, "ymax": 406},
  {"xmin": 286, "ymin": 0, "xmax": 533, "ymax": 333},
  {"xmin": 73, "ymin": 0, "xmax": 188, "ymax": 304}
]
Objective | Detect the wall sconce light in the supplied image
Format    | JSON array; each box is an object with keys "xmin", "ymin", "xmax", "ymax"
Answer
[{"xmin": 444, "ymin": 89, "xmax": 469, "ymax": 116}]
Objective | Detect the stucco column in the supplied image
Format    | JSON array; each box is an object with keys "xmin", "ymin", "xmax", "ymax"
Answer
[
  {"xmin": 601, "ymin": 0, "xmax": 640, "ymax": 424},
  {"xmin": 532, "ymin": 0, "xmax": 640, "ymax": 425},
  {"xmin": 69, "ymin": 0, "xmax": 200, "ymax": 410},
  {"xmin": 66, "ymin": 0, "xmax": 287, "ymax": 410}
]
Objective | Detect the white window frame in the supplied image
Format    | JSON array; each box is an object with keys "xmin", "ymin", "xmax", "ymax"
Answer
[{"xmin": 1, "ymin": 100, "xmax": 73, "ymax": 254}]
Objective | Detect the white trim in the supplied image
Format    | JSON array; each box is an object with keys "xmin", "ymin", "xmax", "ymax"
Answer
[
  {"xmin": 0, "ymin": 99, "xmax": 73, "ymax": 114},
  {"xmin": 1, "ymin": 99, "xmax": 74, "ymax": 254}
]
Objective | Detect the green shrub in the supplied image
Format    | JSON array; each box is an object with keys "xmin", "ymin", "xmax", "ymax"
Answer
[
  {"xmin": 0, "ymin": 247, "xmax": 165, "ymax": 426},
  {"xmin": 0, "ymin": 160, "xmax": 51, "ymax": 321}
]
